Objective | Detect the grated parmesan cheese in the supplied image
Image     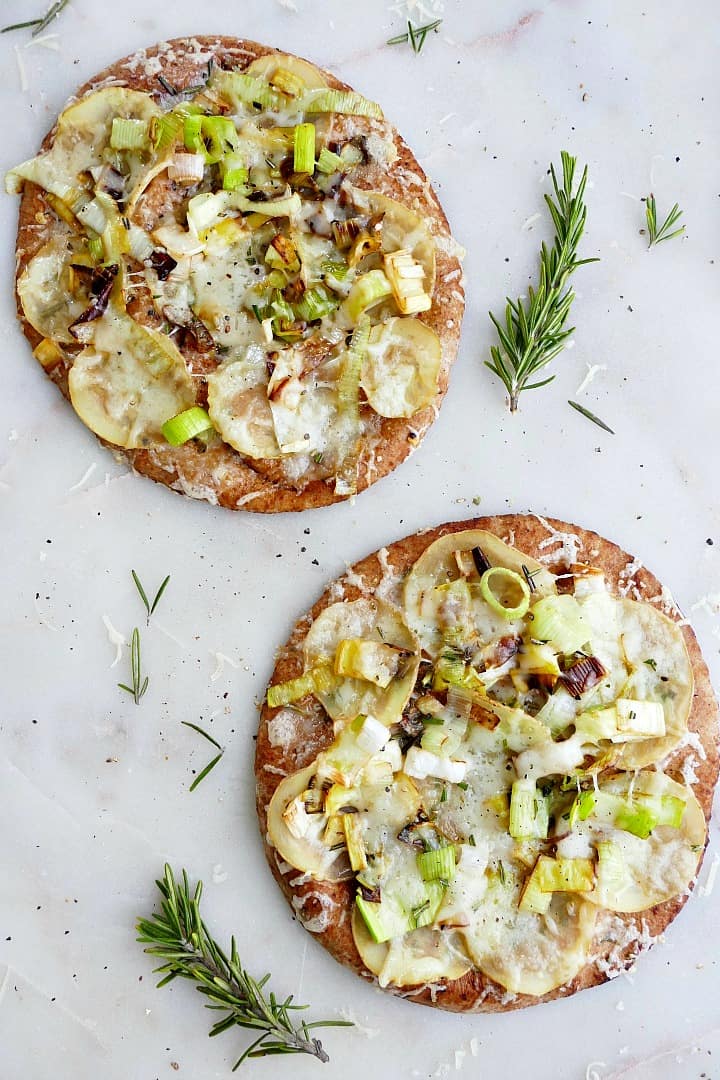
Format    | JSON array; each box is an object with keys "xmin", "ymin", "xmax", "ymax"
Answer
[{"xmin": 102, "ymin": 615, "xmax": 126, "ymax": 668}]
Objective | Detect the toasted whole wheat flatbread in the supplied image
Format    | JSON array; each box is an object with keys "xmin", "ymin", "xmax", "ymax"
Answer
[
  {"xmin": 13, "ymin": 37, "xmax": 464, "ymax": 513},
  {"xmin": 255, "ymin": 514, "xmax": 719, "ymax": 1011}
]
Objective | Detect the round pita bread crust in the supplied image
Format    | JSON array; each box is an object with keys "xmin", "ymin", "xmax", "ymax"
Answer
[
  {"xmin": 14, "ymin": 36, "xmax": 464, "ymax": 513},
  {"xmin": 255, "ymin": 514, "xmax": 719, "ymax": 1012}
]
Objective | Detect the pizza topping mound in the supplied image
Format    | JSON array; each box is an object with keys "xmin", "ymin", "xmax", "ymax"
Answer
[
  {"xmin": 7, "ymin": 52, "xmax": 444, "ymax": 497},
  {"xmin": 265, "ymin": 530, "xmax": 705, "ymax": 996}
]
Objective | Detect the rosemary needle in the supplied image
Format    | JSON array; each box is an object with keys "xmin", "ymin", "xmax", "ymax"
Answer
[
  {"xmin": 131, "ymin": 570, "xmax": 171, "ymax": 623},
  {"xmin": 387, "ymin": 18, "xmax": 443, "ymax": 54},
  {"xmin": 182, "ymin": 721, "xmax": 225, "ymax": 791},
  {"xmin": 118, "ymin": 627, "xmax": 149, "ymax": 705},
  {"xmin": 137, "ymin": 865, "xmax": 352, "ymax": 1067},
  {"xmin": 1, "ymin": 0, "xmax": 70, "ymax": 34},
  {"xmin": 568, "ymin": 399, "xmax": 615, "ymax": 434},
  {"xmin": 644, "ymin": 193, "xmax": 685, "ymax": 248}
]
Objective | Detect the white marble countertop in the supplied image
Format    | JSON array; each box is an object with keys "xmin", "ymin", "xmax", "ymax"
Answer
[{"xmin": 2, "ymin": 1, "xmax": 719, "ymax": 1078}]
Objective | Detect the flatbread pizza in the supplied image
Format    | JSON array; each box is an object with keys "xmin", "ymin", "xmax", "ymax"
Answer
[
  {"xmin": 256, "ymin": 515, "xmax": 719, "ymax": 1011},
  {"xmin": 7, "ymin": 37, "xmax": 464, "ymax": 512}
]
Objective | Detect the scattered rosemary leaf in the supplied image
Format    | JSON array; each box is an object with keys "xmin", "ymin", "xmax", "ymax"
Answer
[
  {"xmin": 2, "ymin": 0, "xmax": 69, "ymax": 35},
  {"xmin": 118, "ymin": 627, "xmax": 149, "ymax": 705},
  {"xmin": 189, "ymin": 752, "xmax": 224, "ymax": 792},
  {"xmin": 137, "ymin": 865, "xmax": 352, "ymax": 1067},
  {"xmin": 132, "ymin": 569, "xmax": 171, "ymax": 622},
  {"xmin": 568, "ymin": 399, "xmax": 615, "ymax": 434},
  {"xmin": 183, "ymin": 721, "xmax": 226, "ymax": 791},
  {"xmin": 387, "ymin": 18, "xmax": 443, "ymax": 54},
  {"xmin": 644, "ymin": 193, "xmax": 685, "ymax": 248}
]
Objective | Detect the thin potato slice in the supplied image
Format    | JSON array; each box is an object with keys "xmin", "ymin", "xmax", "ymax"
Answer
[
  {"xmin": 461, "ymin": 872, "xmax": 597, "ymax": 996},
  {"xmin": 68, "ymin": 308, "xmax": 194, "ymax": 448},
  {"xmin": 352, "ymin": 909, "xmax": 471, "ymax": 988},
  {"xmin": 18, "ymin": 235, "xmax": 89, "ymax": 343},
  {"xmin": 245, "ymin": 53, "xmax": 329, "ymax": 90},
  {"xmin": 361, "ymin": 317, "xmax": 441, "ymax": 418},
  {"xmin": 303, "ymin": 598, "xmax": 420, "ymax": 723},
  {"xmin": 207, "ymin": 373, "xmax": 281, "ymax": 459},
  {"xmin": 586, "ymin": 772, "xmax": 705, "ymax": 912},
  {"xmin": 266, "ymin": 765, "xmax": 344, "ymax": 881}
]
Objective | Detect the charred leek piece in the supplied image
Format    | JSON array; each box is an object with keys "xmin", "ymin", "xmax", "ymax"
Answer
[
  {"xmin": 137, "ymin": 865, "xmax": 351, "ymax": 1067},
  {"xmin": 267, "ymin": 665, "xmax": 336, "ymax": 708}
]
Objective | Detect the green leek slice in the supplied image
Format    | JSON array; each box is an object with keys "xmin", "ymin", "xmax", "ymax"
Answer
[
  {"xmin": 161, "ymin": 407, "xmax": 214, "ymax": 447},
  {"xmin": 480, "ymin": 567, "xmax": 531, "ymax": 621},
  {"xmin": 293, "ymin": 122, "xmax": 316, "ymax": 174},
  {"xmin": 528, "ymin": 594, "xmax": 590, "ymax": 654},
  {"xmin": 417, "ymin": 846, "xmax": 456, "ymax": 883},
  {"xmin": 266, "ymin": 664, "xmax": 337, "ymax": 708}
]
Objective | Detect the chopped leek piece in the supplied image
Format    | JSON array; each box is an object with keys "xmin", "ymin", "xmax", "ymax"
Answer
[
  {"xmin": 355, "ymin": 893, "xmax": 408, "ymax": 943},
  {"xmin": 593, "ymin": 792, "xmax": 658, "ymax": 839},
  {"xmin": 267, "ymin": 664, "xmax": 335, "ymax": 708},
  {"xmin": 417, "ymin": 845, "xmax": 456, "ymax": 883},
  {"xmin": 200, "ymin": 115, "xmax": 239, "ymax": 165},
  {"xmin": 636, "ymin": 792, "xmax": 686, "ymax": 828},
  {"xmin": 323, "ymin": 814, "xmax": 346, "ymax": 849},
  {"xmin": 271, "ymin": 67, "xmax": 306, "ymax": 98},
  {"xmin": 316, "ymin": 147, "xmax": 344, "ymax": 174},
  {"xmin": 534, "ymin": 855, "xmax": 595, "ymax": 893},
  {"xmin": 479, "ymin": 567, "xmax": 531, "ymax": 621},
  {"xmin": 403, "ymin": 746, "xmax": 466, "ymax": 784},
  {"xmin": 518, "ymin": 641, "xmax": 560, "ymax": 676},
  {"xmin": 110, "ymin": 117, "xmax": 148, "ymax": 150},
  {"xmin": 321, "ymin": 258, "xmax": 349, "ymax": 280},
  {"xmin": 595, "ymin": 840, "xmax": 628, "ymax": 898},
  {"xmin": 231, "ymin": 190, "xmax": 302, "ymax": 220},
  {"xmin": 568, "ymin": 789, "xmax": 596, "ymax": 828},
  {"xmin": 354, "ymin": 714, "xmax": 390, "ymax": 754},
  {"xmin": 161, "ymin": 406, "xmax": 214, "ymax": 447},
  {"xmin": 337, "ymin": 317, "xmax": 371, "ymax": 419},
  {"xmin": 528, "ymin": 595, "xmax": 589, "ymax": 654},
  {"xmin": 33, "ymin": 338, "xmax": 64, "ymax": 371},
  {"xmin": 383, "ymin": 248, "xmax": 431, "ymax": 315},
  {"xmin": 334, "ymin": 638, "xmax": 402, "ymax": 688},
  {"xmin": 183, "ymin": 114, "xmax": 204, "ymax": 155},
  {"xmin": 519, "ymin": 868, "xmax": 552, "ymax": 914},
  {"xmin": 294, "ymin": 285, "xmax": 338, "ymax": 322},
  {"xmin": 302, "ymin": 88, "xmax": 384, "ymax": 119},
  {"xmin": 293, "ymin": 122, "xmax": 316, "ymax": 174},
  {"xmin": 343, "ymin": 269, "xmax": 393, "ymax": 322},
  {"xmin": 153, "ymin": 111, "xmax": 184, "ymax": 151},
  {"xmin": 323, "ymin": 784, "xmax": 361, "ymax": 816},
  {"xmin": 343, "ymin": 814, "xmax": 368, "ymax": 871},
  {"xmin": 420, "ymin": 719, "xmax": 464, "ymax": 758},
  {"xmin": 509, "ymin": 779, "xmax": 548, "ymax": 840},
  {"xmin": 574, "ymin": 707, "xmax": 618, "ymax": 742},
  {"xmin": 168, "ymin": 153, "xmax": 205, "ymax": 183},
  {"xmin": 87, "ymin": 234, "xmax": 104, "ymax": 263},
  {"xmin": 616, "ymin": 698, "xmax": 666, "ymax": 738},
  {"xmin": 221, "ymin": 152, "xmax": 249, "ymax": 192}
]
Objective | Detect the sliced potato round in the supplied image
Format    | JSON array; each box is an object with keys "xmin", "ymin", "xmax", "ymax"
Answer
[
  {"xmin": 245, "ymin": 53, "xmax": 329, "ymax": 90},
  {"xmin": 18, "ymin": 235, "xmax": 89, "ymax": 343},
  {"xmin": 207, "ymin": 373, "xmax": 281, "ymax": 459},
  {"xmin": 360, "ymin": 317, "xmax": 440, "ymax": 418},
  {"xmin": 266, "ymin": 765, "xmax": 344, "ymax": 881},
  {"xmin": 461, "ymin": 873, "xmax": 597, "ymax": 996},
  {"xmin": 9, "ymin": 88, "xmax": 159, "ymax": 204},
  {"xmin": 68, "ymin": 309, "xmax": 194, "ymax": 448},
  {"xmin": 404, "ymin": 530, "xmax": 556, "ymax": 658},
  {"xmin": 190, "ymin": 243, "xmax": 264, "ymax": 348},
  {"xmin": 352, "ymin": 909, "xmax": 471, "ymax": 988},
  {"xmin": 586, "ymin": 772, "xmax": 705, "ymax": 913},
  {"xmin": 303, "ymin": 598, "xmax": 420, "ymax": 724}
]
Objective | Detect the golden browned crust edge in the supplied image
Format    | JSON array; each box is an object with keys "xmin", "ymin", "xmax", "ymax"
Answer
[
  {"xmin": 254, "ymin": 514, "xmax": 720, "ymax": 1012},
  {"xmin": 14, "ymin": 36, "xmax": 464, "ymax": 513}
]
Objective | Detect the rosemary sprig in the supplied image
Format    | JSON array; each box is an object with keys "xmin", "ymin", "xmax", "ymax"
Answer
[
  {"xmin": 132, "ymin": 569, "xmax": 171, "ymax": 624},
  {"xmin": 644, "ymin": 193, "xmax": 685, "ymax": 247},
  {"xmin": 1, "ymin": 0, "xmax": 70, "ymax": 34},
  {"xmin": 568, "ymin": 399, "xmax": 615, "ymax": 434},
  {"xmin": 137, "ymin": 865, "xmax": 351, "ymax": 1068},
  {"xmin": 387, "ymin": 18, "xmax": 443, "ymax": 54},
  {"xmin": 485, "ymin": 151, "xmax": 598, "ymax": 412},
  {"xmin": 118, "ymin": 627, "xmax": 149, "ymax": 705},
  {"xmin": 181, "ymin": 721, "xmax": 225, "ymax": 792}
]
